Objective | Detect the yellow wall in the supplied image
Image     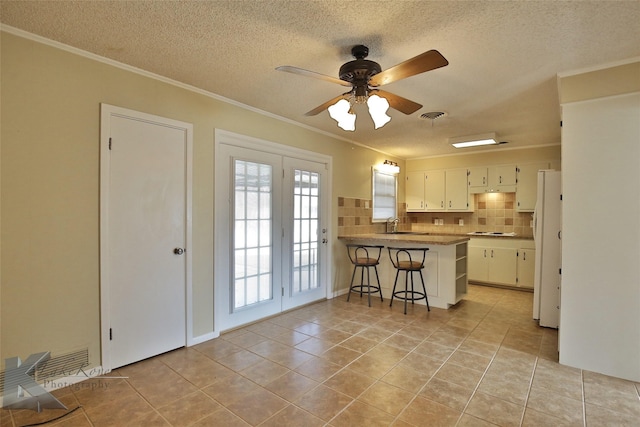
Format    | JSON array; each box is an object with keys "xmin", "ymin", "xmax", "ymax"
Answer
[
  {"xmin": 0, "ymin": 31, "xmax": 403, "ymax": 368},
  {"xmin": 406, "ymin": 145, "xmax": 560, "ymax": 171},
  {"xmin": 558, "ymin": 61, "xmax": 640, "ymax": 104}
]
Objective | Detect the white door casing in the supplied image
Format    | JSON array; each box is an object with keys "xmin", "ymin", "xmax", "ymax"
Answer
[{"xmin": 100, "ymin": 104, "xmax": 193, "ymax": 371}]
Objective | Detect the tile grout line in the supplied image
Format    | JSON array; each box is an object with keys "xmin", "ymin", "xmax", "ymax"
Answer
[
  {"xmin": 580, "ymin": 369, "xmax": 587, "ymax": 427},
  {"xmin": 451, "ymin": 294, "xmax": 508, "ymax": 426},
  {"xmin": 518, "ymin": 356, "xmax": 539, "ymax": 427}
]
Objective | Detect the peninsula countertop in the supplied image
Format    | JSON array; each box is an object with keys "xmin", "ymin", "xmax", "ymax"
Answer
[{"xmin": 338, "ymin": 233, "xmax": 470, "ymax": 245}]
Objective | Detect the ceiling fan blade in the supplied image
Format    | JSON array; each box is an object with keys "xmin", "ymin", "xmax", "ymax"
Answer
[
  {"xmin": 369, "ymin": 50, "xmax": 448, "ymax": 87},
  {"xmin": 305, "ymin": 93, "xmax": 350, "ymax": 116},
  {"xmin": 276, "ymin": 66, "xmax": 352, "ymax": 87},
  {"xmin": 373, "ymin": 89, "xmax": 422, "ymax": 114}
]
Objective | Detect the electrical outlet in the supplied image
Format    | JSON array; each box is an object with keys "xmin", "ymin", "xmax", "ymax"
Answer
[{"xmin": 459, "ymin": 219, "xmax": 464, "ymax": 226}]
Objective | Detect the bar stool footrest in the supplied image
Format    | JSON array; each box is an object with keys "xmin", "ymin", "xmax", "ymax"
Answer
[
  {"xmin": 350, "ymin": 285, "xmax": 383, "ymax": 295},
  {"xmin": 391, "ymin": 290, "xmax": 426, "ymax": 302}
]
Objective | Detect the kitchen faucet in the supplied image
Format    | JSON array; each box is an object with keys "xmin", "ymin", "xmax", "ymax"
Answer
[{"xmin": 387, "ymin": 217, "xmax": 399, "ymax": 233}]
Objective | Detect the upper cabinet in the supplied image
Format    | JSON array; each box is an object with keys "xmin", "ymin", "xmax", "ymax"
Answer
[
  {"xmin": 469, "ymin": 165, "xmax": 517, "ymax": 193},
  {"xmin": 468, "ymin": 167, "xmax": 488, "ymax": 192},
  {"xmin": 516, "ymin": 161, "xmax": 551, "ymax": 212},
  {"xmin": 408, "ymin": 161, "xmax": 556, "ymax": 212},
  {"xmin": 406, "ymin": 169, "xmax": 470, "ymax": 212},
  {"xmin": 445, "ymin": 168, "xmax": 470, "ymax": 211},
  {"xmin": 424, "ymin": 170, "xmax": 445, "ymax": 211},
  {"xmin": 406, "ymin": 171, "xmax": 428, "ymax": 211},
  {"xmin": 488, "ymin": 165, "xmax": 517, "ymax": 192}
]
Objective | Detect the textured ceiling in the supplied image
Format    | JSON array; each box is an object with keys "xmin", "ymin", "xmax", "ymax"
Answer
[{"xmin": 2, "ymin": 1, "xmax": 639, "ymax": 158}]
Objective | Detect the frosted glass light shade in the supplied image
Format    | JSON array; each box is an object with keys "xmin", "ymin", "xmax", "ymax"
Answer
[
  {"xmin": 327, "ymin": 99, "xmax": 356, "ymax": 131},
  {"xmin": 367, "ymin": 95, "xmax": 391, "ymax": 129}
]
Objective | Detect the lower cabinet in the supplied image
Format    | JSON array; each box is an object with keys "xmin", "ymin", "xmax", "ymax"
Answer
[
  {"xmin": 516, "ymin": 247, "xmax": 536, "ymax": 289},
  {"xmin": 468, "ymin": 238, "xmax": 535, "ymax": 289}
]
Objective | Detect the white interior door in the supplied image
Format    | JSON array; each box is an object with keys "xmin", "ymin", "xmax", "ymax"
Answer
[{"xmin": 101, "ymin": 105, "xmax": 192, "ymax": 370}]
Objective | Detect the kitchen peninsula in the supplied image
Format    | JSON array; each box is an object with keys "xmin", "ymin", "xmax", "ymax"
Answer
[{"xmin": 338, "ymin": 233, "xmax": 469, "ymax": 309}]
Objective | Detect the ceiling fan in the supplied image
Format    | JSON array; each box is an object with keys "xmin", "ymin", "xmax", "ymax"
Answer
[{"xmin": 276, "ymin": 45, "xmax": 448, "ymax": 130}]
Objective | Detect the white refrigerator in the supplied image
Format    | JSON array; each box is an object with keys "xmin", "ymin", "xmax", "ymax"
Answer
[{"xmin": 533, "ymin": 170, "xmax": 562, "ymax": 328}]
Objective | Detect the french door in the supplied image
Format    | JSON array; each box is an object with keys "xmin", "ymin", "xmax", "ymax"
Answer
[{"xmin": 215, "ymin": 132, "xmax": 330, "ymax": 331}]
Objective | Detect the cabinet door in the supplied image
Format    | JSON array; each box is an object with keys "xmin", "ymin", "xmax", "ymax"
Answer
[
  {"xmin": 425, "ymin": 170, "xmax": 445, "ymax": 211},
  {"xmin": 406, "ymin": 171, "xmax": 426, "ymax": 211},
  {"xmin": 488, "ymin": 247, "xmax": 517, "ymax": 285},
  {"xmin": 468, "ymin": 167, "xmax": 488, "ymax": 193},
  {"xmin": 445, "ymin": 168, "xmax": 469, "ymax": 210},
  {"xmin": 468, "ymin": 246, "xmax": 489, "ymax": 282},
  {"xmin": 517, "ymin": 248, "xmax": 536, "ymax": 288},
  {"xmin": 488, "ymin": 165, "xmax": 517, "ymax": 191},
  {"xmin": 516, "ymin": 162, "xmax": 549, "ymax": 212}
]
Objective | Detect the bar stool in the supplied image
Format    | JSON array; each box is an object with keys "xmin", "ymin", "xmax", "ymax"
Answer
[
  {"xmin": 346, "ymin": 244, "xmax": 384, "ymax": 307},
  {"xmin": 387, "ymin": 247, "xmax": 430, "ymax": 314}
]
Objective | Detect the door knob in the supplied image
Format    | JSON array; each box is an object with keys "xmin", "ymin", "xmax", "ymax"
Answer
[{"xmin": 173, "ymin": 248, "xmax": 185, "ymax": 255}]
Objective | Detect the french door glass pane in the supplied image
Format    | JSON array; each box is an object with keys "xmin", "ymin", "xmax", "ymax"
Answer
[
  {"xmin": 233, "ymin": 160, "xmax": 272, "ymax": 309},
  {"xmin": 292, "ymin": 169, "xmax": 319, "ymax": 294}
]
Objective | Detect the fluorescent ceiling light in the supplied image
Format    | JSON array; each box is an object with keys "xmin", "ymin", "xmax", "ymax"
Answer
[{"xmin": 450, "ymin": 132, "xmax": 498, "ymax": 148}]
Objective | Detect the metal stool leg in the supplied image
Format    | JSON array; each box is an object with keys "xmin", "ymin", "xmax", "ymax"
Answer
[
  {"xmin": 403, "ymin": 270, "xmax": 409, "ymax": 315},
  {"xmin": 390, "ymin": 269, "xmax": 400, "ymax": 308},
  {"xmin": 419, "ymin": 270, "xmax": 430, "ymax": 312},
  {"xmin": 373, "ymin": 266, "xmax": 383, "ymax": 302},
  {"xmin": 347, "ymin": 264, "xmax": 358, "ymax": 302}
]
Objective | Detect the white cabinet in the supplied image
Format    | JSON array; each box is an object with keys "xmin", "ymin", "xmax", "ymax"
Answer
[
  {"xmin": 516, "ymin": 162, "xmax": 550, "ymax": 212},
  {"xmin": 468, "ymin": 245, "xmax": 517, "ymax": 285},
  {"xmin": 468, "ymin": 167, "xmax": 488, "ymax": 193},
  {"xmin": 406, "ymin": 169, "xmax": 469, "ymax": 212},
  {"xmin": 446, "ymin": 168, "xmax": 470, "ymax": 211},
  {"xmin": 406, "ymin": 171, "xmax": 427, "ymax": 211},
  {"xmin": 425, "ymin": 170, "xmax": 445, "ymax": 211},
  {"xmin": 517, "ymin": 247, "xmax": 536, "ymax": 289},
  {"xmin": 488, "ymin": 165, "xmax": 517, "ymax": 192},
  {"xmin": 468, "ymin": 238, "xmax": 535, "ymax": 288},
  {"xmin": 469, "ymin": 165, "xmax": 517, "ymax": 193}
]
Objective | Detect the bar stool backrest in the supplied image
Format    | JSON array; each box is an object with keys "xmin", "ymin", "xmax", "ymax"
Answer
[
  {"xmin": 387, "ymin": 247, "xmax": 429, "ymax": 271},
  {"xmin": 346, "ymin": 244, "xmax": 384, "ymax": 266}
]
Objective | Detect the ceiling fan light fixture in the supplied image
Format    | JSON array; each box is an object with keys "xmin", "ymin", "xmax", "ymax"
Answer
[
  {"xmin": 328, "ymin": 98, "xmax": 356, "ymax": 131},
  {"xmin": 367, "ymin": 94, "xmax": 391, "ymax": 129},
  {"xmin": 450, "ymin": 132, "xmax": 498, "ymax": 148}
]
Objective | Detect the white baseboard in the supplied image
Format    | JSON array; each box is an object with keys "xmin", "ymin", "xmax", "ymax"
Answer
[{"xmin": 189, "ymin": 331, "xmax": 219, "ymax": 346}]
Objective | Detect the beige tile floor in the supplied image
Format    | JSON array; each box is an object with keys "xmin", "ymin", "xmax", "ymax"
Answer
[{"xmin": 4, "ymin": 285, "xmax": 640, "ymax": 426}]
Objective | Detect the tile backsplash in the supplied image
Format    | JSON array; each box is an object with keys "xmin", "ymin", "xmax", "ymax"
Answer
[
  {"xmin": 337, "ymin": 197, "xmax": 410, "ymax": 236},
  {"xmin": 338, "ymin": 192, "xmax": 534, "ymax": 237}
]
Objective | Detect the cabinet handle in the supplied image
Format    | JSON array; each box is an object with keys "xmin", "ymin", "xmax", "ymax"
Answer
[
  {"xmin": 483, "ymin": 177, "xmax": 486, "ymax": 184},
  {"xmin": 449, "ymin": 201, "xmax": 452, "ymax": 208},
  {"xmin": 491, "ymin": 250, "xmax": 494, "ymax": 258},
  {"xmin": 441, "ymin": 201, "xmax": 444, "ymax": 208},
  {"xmin": 483, "ymin": 249, "xmax": 487, "ymax": 258},
  {"xmin": 523, "ymin": 252, "xmax": 526, "ymax": 261},
  {"xmin": 499, "ymin": 176, "xmax": 502, "ymax": 184}
]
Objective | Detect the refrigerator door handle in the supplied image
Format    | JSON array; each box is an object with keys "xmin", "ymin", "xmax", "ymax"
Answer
[
  {"xmin": 532, "ymin": 205, "xmax": 538, "ymax": 244},
  {"xmin": 558, "ymin": 230, "xmax": 562, "ymax": 240}
]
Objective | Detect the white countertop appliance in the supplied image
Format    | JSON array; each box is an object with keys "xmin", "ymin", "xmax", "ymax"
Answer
[{"xmin": 533, "ymin": 170, "xmax": 562, "ymax": 328}]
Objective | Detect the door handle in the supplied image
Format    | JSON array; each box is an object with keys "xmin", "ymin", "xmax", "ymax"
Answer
[
  {"xmin": 173, "ymin": 248, "xmax": 185, "ymax": 255},
  {"xmin": 322, "ymin": 238, "xmax": 328, "ymax": 244}
]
